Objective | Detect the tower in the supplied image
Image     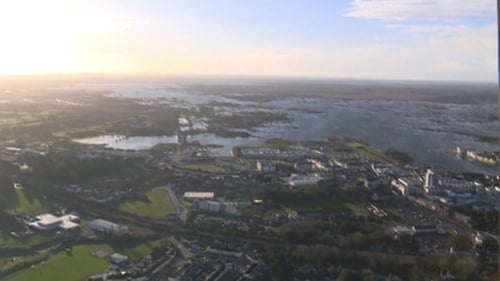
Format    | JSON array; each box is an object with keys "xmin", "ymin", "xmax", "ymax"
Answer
[{"xmin": 424, "ymin": 169, "xmax": 434, "ymax": 193}]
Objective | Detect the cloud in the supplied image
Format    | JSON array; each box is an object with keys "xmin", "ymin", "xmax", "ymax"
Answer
[{"xmin": 345, "ymin": 0, "xmax": 495, "ymax": 21}]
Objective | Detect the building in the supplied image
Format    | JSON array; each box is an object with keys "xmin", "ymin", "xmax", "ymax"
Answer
[
  {"xmin": 88, "ymin": 219, "xmax": 128, "ymax": 236},
  {"xmin": 392, "ymin": 226, "xmax": 412, "ymax": 237},
  {"xmin": 412, "ymin": 224, "xmax": 439, "ymax": 236},
  {"xmin": 438, "ymin": 178, "xmax": 478, "ymax": 193},
  {"xmin": 109, "ymin": 253, "xmax": 128, "ymax": 265},
  {"xmin": 288, "ymin": 174, "xmax": 321, "ymax": 188},
  {"xmin": 28, "ymin": 213, "xmax": 80, "ymax": 232},
  {"xmin": 256, "ymin": 160, "xmax": 276, "ymax": 173},
  {"xmin": 197, "ymin": 200, "xmax": 221, "ymax": 212},
  {"xmin": 424, "ymin": 169, "xmax": 434, "ymax": 189},
  {"xmin": 184, "ymin": 192, "xmax": 215, "ymax": 200},
  {"xmin": 391, "ymin": 178, "xmax": 415, "ymax": 196}
]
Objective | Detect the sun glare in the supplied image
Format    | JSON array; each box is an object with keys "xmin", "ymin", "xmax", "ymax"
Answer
[{"xmin": 0, "ymin": 0, "xmax": 126, "ymax": 74}]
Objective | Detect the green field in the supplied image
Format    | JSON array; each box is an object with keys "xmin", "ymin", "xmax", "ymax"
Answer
[
  {"xmin": 0, "ymin": 233, "xmax": 52, "ymax": 249},
  {"xmin": 109, "ymin": 238, "xmax": 168, "ymax": 261},
  {"xmin": 52, "ymin": 125, "xmax": 107, "ymax": 138},
  {"xmin": 0, "ymin": 250, "xmax": 50, "ymax": 276},
  {"xmin": 1, "ymin": 244, "xmax": 111, "ymax": 281},
  {"xmin": 348, "ymin": 142, "xmax": 393, "ymax": 163},
  {"xmin": 118, "ymin": 187, "xmax": 176, "ymax": 219},
  {"xmin": 6, "ymin": 189, "xmax": 47, "ymax": 216},
  {"xmin": 176, "ymin": 163, "xmax": 226, "ymax": 173},
  {"xmin": 262, "ymin": 138, "xmax": 297, "ymax": 149}
]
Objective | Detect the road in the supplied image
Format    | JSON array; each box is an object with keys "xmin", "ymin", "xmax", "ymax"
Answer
[
  {"xmin": 168, "ymin": 237, "xmax": 194, "ymax": 260},
  {"xmin": 164, "ymin": 186, "xmax": 188, "ymax": 222}
]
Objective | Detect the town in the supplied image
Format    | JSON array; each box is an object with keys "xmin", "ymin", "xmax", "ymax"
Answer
[{"xmin": 0, "ymin": 130, "xmax": 498, "ymax": 281}]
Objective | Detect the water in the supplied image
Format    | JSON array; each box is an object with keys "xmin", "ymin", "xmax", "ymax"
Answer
[
  {"xmin": 73, "ymin": 80, "xmax": 499, "ymax": 175},
  {"xmin": 76, "ymin": 135, "xmax": 178, "ymax": 150}
]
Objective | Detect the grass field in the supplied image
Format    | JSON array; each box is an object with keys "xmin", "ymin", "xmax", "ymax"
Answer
[
  {"xmin": 0, "ymin": 233, "xmax": 52, "ymax": 249},
  {"xmin": 176, "ymin": 163, "xmax": 226, "ymax": 173},
  {"xmin": 52, "ymin": 124, "xmax": 107, "ymax": 138},
  {"xmin": 1, "ymin": 244, "xmax": 111, "ymax": 281},
  {"xmin": 0, "ymin": 250, "xmax": 50, "ymax": 275},
  {"xmin": 348, "ymin": 142, "xmax": 393, "ymax": 163},
  {"xmin": 262, "ymin": 138, "xmax": 297, "ymax": 150},
  {"xmin": 6, "ymin": 189, "xmax": 47, "ymax": 216},
  {"xmin": 118, "ymin": 187, "xmax": 176, "ymax": 219},
  {"xmin": 109, "ymin": 238, "xmax": 168, "ymax": 261}
]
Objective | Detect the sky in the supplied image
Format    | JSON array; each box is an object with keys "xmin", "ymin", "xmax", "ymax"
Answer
[{"xmin": 0, "ymin": 0, "xmax": 496, "ymax": 81}]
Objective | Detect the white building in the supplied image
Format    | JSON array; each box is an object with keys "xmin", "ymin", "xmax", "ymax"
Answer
[
  {"xmin": 109, "ymin": 253, "xmax": 128, "ymax": 265},
  {"xmin": 184, "ymin": 192, "xmax": 215, "ymax": 200},
  {"xmin": 391, "ymin": 178, "xmax": 415, "ymax": 196},
  {"xmin": 88, "ymin": 219, "xmax": 128, "ymax": 236},
  {"xmin": 424, "ymin": 169, "xmax": 434, "ymax": 190},
  {"xmin": 288, "ymin": 174, "xmax": 321, "ymax": 188},
  {"xmin": 28, "ymin": 213, "xmax": 80, "ymax": 232}
]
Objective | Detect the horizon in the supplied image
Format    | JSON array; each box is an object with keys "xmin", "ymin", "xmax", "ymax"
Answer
[
  {"xmin": 0, "ymin": 0, "xmax": 496, "ymax": 82},
  {"xmin": 0, "ymin": 72, "xmax": 498, "ymax": 85}
]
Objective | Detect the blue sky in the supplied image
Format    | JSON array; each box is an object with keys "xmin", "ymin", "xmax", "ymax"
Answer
[{"xmin": 0, "ymin": 0, "xmax": 496, "ymax": 81}]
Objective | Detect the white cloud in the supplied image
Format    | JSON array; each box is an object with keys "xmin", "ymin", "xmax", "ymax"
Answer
[
  {"xmin": 345, "ymin": 0, "xmax": 495, "ymax": 21},
  {"xmin": 340, "ymin": 1, "xmax": 496, "ymax": 81}
]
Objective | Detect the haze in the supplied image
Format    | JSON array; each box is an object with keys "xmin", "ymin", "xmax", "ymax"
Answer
[{"xmin": 0, "ymin": 0, "xmax": 496, "ymax": 82}]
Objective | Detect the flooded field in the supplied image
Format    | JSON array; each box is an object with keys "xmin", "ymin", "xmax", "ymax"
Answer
[{"xmin": 73, "ymin": 80, "xmax": 499, "ymax": 174}]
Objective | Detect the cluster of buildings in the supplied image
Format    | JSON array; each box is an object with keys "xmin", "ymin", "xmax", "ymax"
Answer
[
  {"xmin": 62, "ymin": 185, "xmax": 145, "ymax": 204},
  {"xmin": 240, "ymin": 146, "xmax": 322, "ymax": 160},
  {"xmin": 420, "ymin": 169, "xmax": 499, "ymax": 212},
  {"xmin": 21, "ymin": 212, "xmax": 128, "ymax": 239},
  {"xmin": 385, "ymin": 168, "xmax": 499, "ymax": 214},
  {"xmin": 392, "ymin": 224, "xmax": 445, "ymax": 237},
  {"xmin": 76, "ymin": 148, "xmax": 149, "ymax": 159},
  {"xmin": 456, "ymin": 146, "xmax": 499, "ymax": 166},
  {"xmin": 89, "ymin": 244, "xmax": 176, "ymax": 281},
  {"xmin": 170, "ymin": 237, "xmax": 266, "ymax": 281},
  {"xmin": 330, "ymin": 152, "xmax": 364, "ymax": 171}
]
